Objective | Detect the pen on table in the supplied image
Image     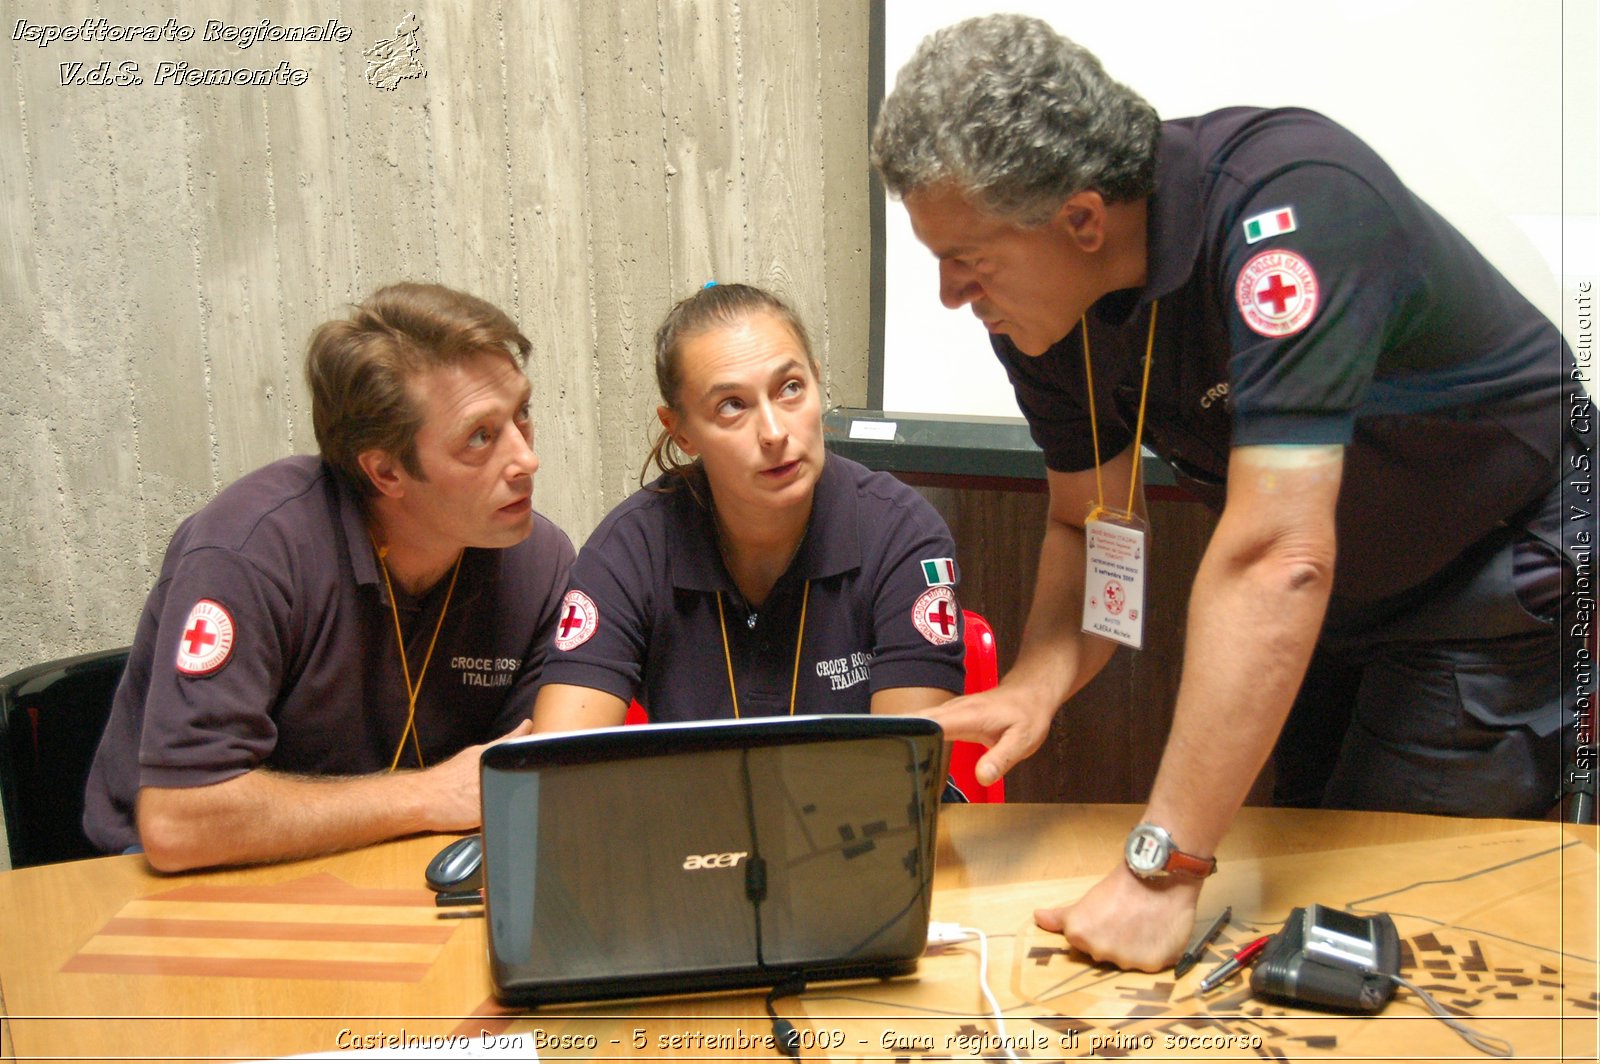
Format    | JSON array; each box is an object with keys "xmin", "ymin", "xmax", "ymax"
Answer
[
  {"xmin": 1174, "ymin": 905, "xmax": 1231, "ymax": 978},
  {"xmin": 1198, "ymin": 934, "xmax": 1273, "ymax": 993}
]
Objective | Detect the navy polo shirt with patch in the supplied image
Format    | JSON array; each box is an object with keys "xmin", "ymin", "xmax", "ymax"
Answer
[
  {"xmin": 996, "ymin": 107, "xmax": 1577, "ymax": 605},
  {"xmin": 540, "ymin": 454, "xmax": 966, "ymax": 720},
  {"xmin": 82, "ymin": 455, "xmax": 574, "ymax": 853}
]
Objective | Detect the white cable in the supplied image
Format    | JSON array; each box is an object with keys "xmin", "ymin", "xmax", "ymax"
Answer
[{"xmin": 927, "ymin": 924, "xmax": 1021, "ymax": 1062}]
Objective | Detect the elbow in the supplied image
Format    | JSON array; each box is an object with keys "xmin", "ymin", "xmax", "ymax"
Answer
[
  {"xmin": 1266, "ymin": 542, "xmax": 1337, "ymax": 600},
  {"xmin": 1283, "ymin": 555, "xmax": 1334, "ymax": 595},
  {"xmin": 136, "ymin": 791, "xmax": 219, "ymax": 873},
  {"xmin": 1216, "ymin": 523, "xmax": 1336, "ymax": 601}
]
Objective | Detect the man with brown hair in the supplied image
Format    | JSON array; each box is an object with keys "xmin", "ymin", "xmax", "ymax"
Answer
[{"xmin": 84, "ymin": 283, "xmax": 574, "ymax": 871}]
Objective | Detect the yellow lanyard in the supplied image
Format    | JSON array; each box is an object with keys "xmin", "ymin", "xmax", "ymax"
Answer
[
  {"xmin": 373, "ymin": 543, "xmax": 463, "ymax": 770},
  {"xmin": 715, "ymin": 580, "xmax": 810, "ymax": 718},
  {"xmin": 1081, "ymin": 300, "xmax": 1159, "ymax": 521}
]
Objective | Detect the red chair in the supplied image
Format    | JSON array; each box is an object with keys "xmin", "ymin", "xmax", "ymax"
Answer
[
  {"xmin": 624, "ymin": 608, "xmax": 1005, "ymax": 803},
  {"xmin": 949, "ymin": 609, "xmax": 1005, "ymax": 803}
]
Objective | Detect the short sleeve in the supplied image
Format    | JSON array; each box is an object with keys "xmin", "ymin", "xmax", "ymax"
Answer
[
  {"xmin": 1222, "ymin": 165, "xmax": 1423, "ymax": 445},
  {"xmin": 535, "ymin": 516, "xmax": 654, "ymax": 705},
  {"xmin": 862, "ymin": 485, "xmax": 967, "ymax": 695},
  {"xmin": 136, "ymin": 547, "xmax": 292, "ymax": 788}
]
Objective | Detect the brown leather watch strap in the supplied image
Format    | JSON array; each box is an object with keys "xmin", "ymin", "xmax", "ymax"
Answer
[{"xmin": 1165, "ymin": 848, "xmax": 1218, "ymax": 878}]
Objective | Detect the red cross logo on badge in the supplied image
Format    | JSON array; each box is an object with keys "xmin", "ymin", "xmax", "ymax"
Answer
[
  {"xmin": 1103, "ymin": 580, "xmax": 1126, "ymax": 617},
  {"xmin": 554, "ymin": 590, "xmax": 598, "ymax": 651},
  {"xmin": 1235, "ymin": 249, "xmax": 1319, "ymax": 337},
  {"xmin": 912, "ymin": 586, "xmax": 960, "ymax": 646},
  {"xmin": 175, "ymin": 600, "xmax": 235, "ymax": 676}
]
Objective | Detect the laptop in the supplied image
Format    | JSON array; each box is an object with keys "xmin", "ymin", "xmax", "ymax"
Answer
[{"xmin": 479, "ymin": 715, "xmax": 945, "ymax": 1006}]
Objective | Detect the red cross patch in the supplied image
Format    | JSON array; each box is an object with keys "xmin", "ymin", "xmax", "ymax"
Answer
[
  {"xmin": 175, "ymin": 600, "xmax": 235, "ymax": 676},
  {"xmin": 1235, "ymin": 249, "xmax": 1319, "ymax": 337},
  {"xmin": 912, "ymin": 586, "xmax": 960, "ymax": 647},
  {"xmin": 554, "ymin": 590, "xmax": 598, "ymax": 652}
]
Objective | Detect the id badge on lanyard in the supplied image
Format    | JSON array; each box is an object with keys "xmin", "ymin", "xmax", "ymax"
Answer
[
  {"xmin": 1075, "ymin": 301, "xmax": 1159, "ymax": 651},
  {"xmin": 1082, "ymin": 508, "xmax": 1148, "ymax": 649}
]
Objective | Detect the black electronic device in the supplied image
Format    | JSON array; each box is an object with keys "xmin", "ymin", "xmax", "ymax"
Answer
[
  {"xmin": 478, "ymin": 715, "xmax": 945, "ymax": 1006},
  {"xmin": 1251, "ymin": 904, "xmax": 1400, "ymax": 1013},
  {"xmin": 425, "ymin": 833, "xmax": 484, "ymax": 893}
]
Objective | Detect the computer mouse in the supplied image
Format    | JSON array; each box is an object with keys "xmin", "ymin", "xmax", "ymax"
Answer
[{"xmin": 425, "ymin": 833, "xmax": 483, "ymax": 893}]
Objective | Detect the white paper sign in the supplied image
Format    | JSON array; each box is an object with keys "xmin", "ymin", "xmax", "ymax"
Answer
[
  {"xmin": 848, "ymin": 419, "xmax": 898, "ymax": 441},
  {"xmin": 1082, "ymin": 518, "xmax": 1148, "ymax": 649}
]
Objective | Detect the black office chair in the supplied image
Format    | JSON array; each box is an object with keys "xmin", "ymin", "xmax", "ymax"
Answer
[{"xmin": 0, "ymin": 647, "xmax": 129, "ymax": 867}]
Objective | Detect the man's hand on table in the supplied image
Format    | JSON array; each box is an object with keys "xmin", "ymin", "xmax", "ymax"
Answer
[{"xmin": 1036, "ymin": 863, "xmax": 1202, "ymax": 972}]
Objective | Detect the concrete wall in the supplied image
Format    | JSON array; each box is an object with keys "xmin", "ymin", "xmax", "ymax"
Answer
[{"xmin": 0, "ymin": 1, "xmax": 871, "ymax": 867}]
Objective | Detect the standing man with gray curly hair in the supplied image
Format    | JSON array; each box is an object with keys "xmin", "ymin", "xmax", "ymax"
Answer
[{"xmin": 873, "ymin": 14, "xmax": 1586, "ymax": 971}]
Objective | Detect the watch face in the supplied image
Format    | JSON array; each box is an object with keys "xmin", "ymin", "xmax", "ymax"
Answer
[{"xmin": 1125, "ymin": 824, "xmax": 1170, "ymax": 875}]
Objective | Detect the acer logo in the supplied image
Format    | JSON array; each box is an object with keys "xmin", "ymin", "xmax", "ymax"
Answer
[{"xmin": 682, "ymin": 851, "xmax": 749, "ymax": 870}]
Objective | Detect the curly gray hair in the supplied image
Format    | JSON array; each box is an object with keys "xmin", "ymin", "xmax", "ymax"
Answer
[{"xmin": 871, "ymin": 14, "xmax": 1159, "ymax": 226}]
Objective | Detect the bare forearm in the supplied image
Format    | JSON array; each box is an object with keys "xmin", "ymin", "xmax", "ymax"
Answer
[
  {"xmin": 1003, "ymin": 516, "xmax": 1120, "ymax": 709},
  {"xmin": 1146, "ymin": 522, "xmax": 1336, "ymax": 854},
  {"xmin": 139, "ymin": 767, "xmax": 445, "ymax": 872},
  {"xmin": 1149, "ymin": 580, "xmax": 1327, "ymax": 852}
]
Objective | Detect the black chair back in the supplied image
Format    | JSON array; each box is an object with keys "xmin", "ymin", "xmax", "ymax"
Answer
[{"xmin": 0, "ymin": 648, "xmax": 129, "ymax": 867}]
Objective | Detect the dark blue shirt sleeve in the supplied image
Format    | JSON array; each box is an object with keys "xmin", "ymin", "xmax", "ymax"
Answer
[
  {"xmin": 1222, "ymin": 165, "xmax": 1423, "ymax": 446},
  {"xmin": 136, "ymin": 546, "xmax": 290, "ymax": 789},
  {"xmin": 536, "ymin": 515, "xmax": 655, "ymax": 706},
  {"xmin": 861, "ymin": 485, "xmax": 967, "ymax": 696}
]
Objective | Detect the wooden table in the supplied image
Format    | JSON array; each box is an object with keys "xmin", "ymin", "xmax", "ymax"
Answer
[{"xmin": 1, "ymin": 805, "xmax": 1594, "ymax": 1062}]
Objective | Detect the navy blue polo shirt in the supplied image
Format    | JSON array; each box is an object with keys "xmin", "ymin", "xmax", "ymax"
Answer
[
  {"xmin": 996, "ymin": 107, "xmax": 1576, "ymax": 604},
  {"xmin": 82, "ymin": 455, "xmax": 574, "ymax": 853},
  {"xmin": 540, "ymin": 454, "xmax": 966, "ymax": 719}
]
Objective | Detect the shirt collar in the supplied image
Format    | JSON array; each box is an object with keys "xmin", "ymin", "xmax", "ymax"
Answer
[
  {"xmin": 334, "ymin": 465, "xmax": 383, "ymax": 590},
  {"xmin": 1092, "ymin": 120, "xmax": 1204, "ymax": 326},
  {"xmin": 667, "ymin": 454, "xmax": 862, "ymax": 593}
]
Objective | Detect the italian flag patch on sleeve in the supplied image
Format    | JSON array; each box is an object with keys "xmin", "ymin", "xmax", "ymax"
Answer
[
  {"xmin": 921, "ymin": 558, "xmax": 958, "ymax": 586},
  {"xmin": 1243, "ymin": 207, "xmax": 1297, "ymax": 244}
]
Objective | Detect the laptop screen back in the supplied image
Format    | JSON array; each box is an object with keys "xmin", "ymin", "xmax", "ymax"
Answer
[{"xmin": 480, "ymin": 716, "xmax": 944, "ymax": 1005}]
